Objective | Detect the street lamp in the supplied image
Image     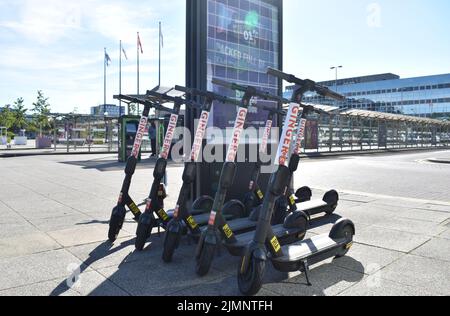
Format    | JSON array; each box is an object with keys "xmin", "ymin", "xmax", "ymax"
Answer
[{"xmin": 330, "ymin": 66, "xmax": 343, "ymax": 93}]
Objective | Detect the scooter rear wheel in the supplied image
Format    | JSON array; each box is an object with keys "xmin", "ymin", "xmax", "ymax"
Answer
[
  {"xmin": 195, "ymin": 243, "xmax": 216, "ymax": 277},
  {"xmin": 108, "ymin": 205, "xmax": 126, "ymax": 243},
  {"xmin": 162, "ymin": 231, "xmax": 180, "ymax": 263},
  {"xmin": 238, "ymin": 256, "xmax": 265, "ymax": 296}
]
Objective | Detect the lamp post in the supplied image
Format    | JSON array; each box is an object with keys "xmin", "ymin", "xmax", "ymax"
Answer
[{"xmin": 330, "ymin": 66, "xmax": 343, "ymax": 93}]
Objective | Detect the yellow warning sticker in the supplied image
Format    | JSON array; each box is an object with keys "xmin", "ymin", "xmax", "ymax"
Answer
[
  {"xmin": 257, "ymin": 190, "xmax": 264, "ymax": 200},
  {"xmin": 129, "ymin": 203, "xmax": 140, "ymax": 215},
  {"xmin": 223, "ymin": 224, "xmax": 234, "ymax": 239},
  {"xmin": 186, "ymin": 216, "xmax": 198, "ymax": 230},
  {"xmin": 158, "ymin": 209, "xmax": 170, "ymax": 222},
  {"xmin": 270, "ymin": 236, "xmax": 281, "ymax": 253},
  {"xmin": 346, "ymin": 242, "xmax": 354, "ymax": 250},
  {"xmin": 289, "ymin": 195, "xmax": 296, "ymax": 206}
]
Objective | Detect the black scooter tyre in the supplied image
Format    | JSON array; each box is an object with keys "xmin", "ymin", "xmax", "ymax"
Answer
[
  {"xmin": 162, "ymin": 231, "xmax": 180, "ymax": 263},
  {"xmin": 108, "ymin": 206, "xmax": 126, "ymax": 243},
  {"xmin": 238, "ymin": 256, "xmax": 265, "ymax": 296},
  {"xmin": 135, "ymin": 222, "xmax": 151, "ymax": 251},
  {"xmin": 195, "ymin": 243, "xmax": 216, "ymax": 277},
  {"xmin": 333, "ymin": 224, "xmax": 354, "ymax": 258}
]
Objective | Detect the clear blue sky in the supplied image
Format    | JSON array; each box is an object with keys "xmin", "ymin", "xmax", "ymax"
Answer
[{"xmin": 0, "ymin": 0, "xmax": 449, "ymax": 113}]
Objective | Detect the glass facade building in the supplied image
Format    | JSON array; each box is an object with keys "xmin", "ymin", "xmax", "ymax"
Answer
[
  {"xmin": 90, "ymin": 104, "xmax": 126, "ymax": 118},
  {"xmin": 285, "ymin": 73, "xmax": 450, "ymax": 120}
]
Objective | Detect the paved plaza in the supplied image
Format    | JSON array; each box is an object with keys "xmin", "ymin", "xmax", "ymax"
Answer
[{"xmin": 0, "ymin": 150, "xmax": 449, "ymax": 296}]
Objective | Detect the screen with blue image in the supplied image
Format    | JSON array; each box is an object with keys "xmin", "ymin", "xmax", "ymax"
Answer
[{"xmin": 206, "ymin": 0, "xmax": 281, "ymax": 130}]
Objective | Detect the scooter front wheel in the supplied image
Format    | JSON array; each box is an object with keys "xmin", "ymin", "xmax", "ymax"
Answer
[
  {"xmin": 162, "ymin": 231, "xmax": 181, "ymax": 263},
  {"xmin": 238, "ymin": 255, "xmax": 265, "ymax": 296},
  {"xmin": 135, "ymin": 220, "xmax": 153, "ymax": 251},
  {"xmin": 108, "ymin": 205, "xmax": 126, "ymax": 243},
  {"xmin": 195, "ymin": 242, "xmax": 216, "ymax": 277}
]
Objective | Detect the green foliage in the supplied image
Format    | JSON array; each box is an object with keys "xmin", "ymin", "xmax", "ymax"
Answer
[
  {"xmin": 0, "ymin": 105, "xmax": 15, "ymax": 130},
  {"xmin": 11, "ymin": 98, "xmax": 28, "ymax": 132},
  {"xmin": 31, "ymin": 91, "xmax": 51, "ymax": 135}
]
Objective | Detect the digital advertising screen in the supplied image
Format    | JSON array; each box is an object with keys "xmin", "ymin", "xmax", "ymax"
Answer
[{"xmin": 206, "ymin": 0, "xmax": 281, "ymax": 130}]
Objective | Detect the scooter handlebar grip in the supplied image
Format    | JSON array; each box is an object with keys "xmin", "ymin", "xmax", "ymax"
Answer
[{"xmin": 315, "ymin": 86, "xmax": 345, "ymax": 101}]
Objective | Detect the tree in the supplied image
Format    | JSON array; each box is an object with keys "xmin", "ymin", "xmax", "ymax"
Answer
[
  {"xmin": 12, "ymin": 98, "xmax": 28, "ymax": 133},
  {"xmin": 0, "ymin": 104, "xmax": 14, "ymax": 130},
  {"xmin": 31, "ymin": 91, "xmax": 51, "ymax": 136}
]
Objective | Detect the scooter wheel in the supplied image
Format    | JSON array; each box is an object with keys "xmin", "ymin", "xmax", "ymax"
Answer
[
  {"xmin": 162, "ymin": 231, "xmax": 180, "ymax": 263},
  {"xmin": 195, "ymin": 243, "xmax": 216, "ymax": 277},
  {"xmin": 108, "ymin": 205, "xmax": 126, "ymax": 243},
  {"xmin": 135, "ymin": 222, "xmax": 151, "ymax": 251},
  {"xmin": 238, "ymin": 256, "xmax": 265, "ymax": 296},
  {"xmin": 332, "ymin": 224, "xmax": 354, "ymax": 258},
  {"xmin": 192, "ymin": 196, "xmax": 214, "ymax": 213}
]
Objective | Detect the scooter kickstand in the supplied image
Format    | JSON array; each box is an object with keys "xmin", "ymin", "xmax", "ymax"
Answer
[{"xmin": 301, "ymin": 260, "xmax": 312, "ymax": 287}]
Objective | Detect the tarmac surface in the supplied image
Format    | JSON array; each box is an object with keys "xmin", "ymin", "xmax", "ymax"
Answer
[{"xmin": 0, "ymin": 150, "xmax": 449, "ymax": 296}]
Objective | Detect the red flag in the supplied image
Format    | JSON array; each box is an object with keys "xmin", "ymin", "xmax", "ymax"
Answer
[{"xmin": 137, "ymin": 32, "xmax": 143, "ymax": 54}]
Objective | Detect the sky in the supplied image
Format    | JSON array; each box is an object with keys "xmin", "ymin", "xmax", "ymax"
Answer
[{"xmin": 0, "ymin": 0, "xmax": 449, "ymax": 113}]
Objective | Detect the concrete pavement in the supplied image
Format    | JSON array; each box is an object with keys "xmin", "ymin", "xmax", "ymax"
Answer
[{"xmin": 0, "ymin": 150, "xmax": 449, "ymax": 296}]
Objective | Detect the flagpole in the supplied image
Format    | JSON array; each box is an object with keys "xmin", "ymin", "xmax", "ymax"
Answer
[
  {"xmin": 104, "ymin": 47, "xmax": 106, "ymax": 114},
  {"xmin": 119, "ymin": 40, "xmax": 122, "ymax": 116},
  {"xmin": 137, "ymin": 32, "xmax": 140, "ymax": 114},
  {"xmin": 158, "ymin": 22, "xmax": 161, "ymax": 87}
]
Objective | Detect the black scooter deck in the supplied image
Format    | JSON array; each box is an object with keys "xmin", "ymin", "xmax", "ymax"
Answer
[
  {"xmin": 224, "ymin": 224, "xmax": 304, "ymax": 257},
  {"xmin": 270, "ymin": 235, "xmax": 347, "ymax": 273},
  {"xmin": 297, "ymin": 200, "xmax": 332, "ymax": 216}
]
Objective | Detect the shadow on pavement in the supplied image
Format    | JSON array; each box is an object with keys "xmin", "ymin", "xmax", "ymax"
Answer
[
  {"xmin": 49, "ymin": 239, "xmax": 135, "ymax": 297},
  {"xmin": 60, "ymin": 158, "xmax": 183, "ymax": 172}
]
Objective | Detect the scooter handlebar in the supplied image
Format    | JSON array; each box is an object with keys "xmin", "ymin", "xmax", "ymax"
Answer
[
  {"xmin": 267, "ymin": 68, "xmax": 345, "ymax": 101},
  {"xmin": 174, "ymin": 85, "xmax": 240, "ymax": 106},
  {"xmin": 212, "ymin": 78, "xmax": 288, "ymax": 105},
  {"xmin": 314, "ymin": 86, "xmax": 346, "ymax": 101},
  {"xmin": 267, "ymin": 67, "xmax": 299, "ymax": 84}
]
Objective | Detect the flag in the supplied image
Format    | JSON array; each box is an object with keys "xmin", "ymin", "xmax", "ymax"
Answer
[
  {"xmin": 137, "ymin": 32, "xmax": 143, "ymax": 54},
  {"xmin": 159, "ymin": 25, "xmax": 164, "ymax": 48},
  {"xmin": 122, "ymin": 47, "xmax": 128, "ymax": 60},
  {"xmin": 105, "ymin": 50, "xmax": 111, "ymax": 66}
]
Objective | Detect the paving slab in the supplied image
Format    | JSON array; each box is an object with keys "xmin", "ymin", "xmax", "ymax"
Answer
[
  {"xmin": 332, "ymin": 243, "xmax": 404, "ymax": 275},
  {"xmin": 340, "ymin": 194, "xmax": 377, "ymax": 203},
  {"xmin": 0, "ymin": 278, "xmax": 80, "ymax": 296},
  {"xmin": 262, "ymin": 262, "xmax": 364, "ymax": 297},
  {"xmin": 439, "ymin": 229, "xmax": 450, "ymax": 240},
  {"xmin": 65, "ymin": 270, "xmax": 130, "ymax": 297},
  {"xmin": 0, "ymin": 249, "xmax": 90, "ymax": 290},
  {"xmin": 411, "ymin": 238, "xmax": 450, "ymax": 262},
  {"xmin": 172, "ymin": 275, "xmax": 279, "ymax": 297},
  {"xmin": 340, "ymin": 275, "xmax": 438, "ymax": 296},
  {"xmin": 396, "ymin": 208, "xmax": 450, "ymax": 223},
  {"xmin": 372, "ymin": 217, "xmax": 447, "ymax": 237},
  {"xmin": 67, "ymin": 237, "xmax": 166, "ymax": 271},
  {"xmin": 30, "ymin": 214, "xmax": 95, "ymax": 232},
  {"xmin": 378, "ymin": 254, "xmax": 450, "ymax": 295},
  {"xmin": 98, "ymin": 259, "xmax": 229, "ymax": 296},
  {"xmin": 47, "ymin": 224, "xmax": 126, "ymax": 248},
  {"xmin": 0, "ymin": 232, "xmax": 61, "ymax": 259},
  {"xmin": 417, "ymin": 204, "xmax": 450, "ymax": 213},
  {"xmin": 0, "ymin": 221, "xmax": 39, "ymax": 239},
  {"xmin": 356, "ymin": 225, "xmax": 431, "ymax": 253}
]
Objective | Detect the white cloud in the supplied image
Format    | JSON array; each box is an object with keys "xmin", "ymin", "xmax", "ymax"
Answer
[{"xmin": 0, "ymin": 0, "xmax": 83, "ymax": 44}]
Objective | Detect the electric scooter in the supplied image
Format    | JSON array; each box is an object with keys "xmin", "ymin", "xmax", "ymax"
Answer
[
  {"xmin": 134, "ymin": 87, "xmax": 205, "ymax": 251},
  {"xmin": 238, "ymin": 68, "xmax": 355, "ymax": 296},
  {"xmin": 195, "ymin": 80, "xmax": 321, "ymax": 276},
  {"xmin": 108, "ymin": 92, "xmax": 176, "ymax": 243},
  {"xmin": 162, "ymin": 86, "xmax": 285, "ymax": 263},
  {"xmin": 161, "ymin": 85, "xmax": 252, "ymax": 262}
]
